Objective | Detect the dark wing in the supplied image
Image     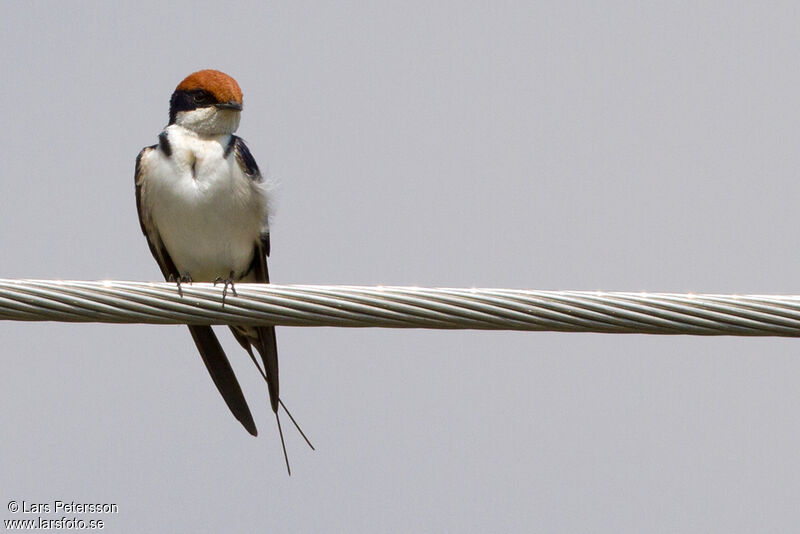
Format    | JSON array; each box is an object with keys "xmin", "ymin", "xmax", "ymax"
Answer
[
  {"xmin": 135, "ymin": 146, "xmax": 173, "ymax": 277},
  {"xmin": 232, "ymin": 135, "xmax": 261, "ymax": 180},
  {"xmin": 135, "ymin": 144, "xmax": 258, "ymax": 436},
  {"xmin": 251, "ymin": 234, "xmax": 280, "ymax": 413},
  {"xmin": 228, "ymin": 137, "xmax": 280, "ymax": 413},
  {"xmin": 185, "ymin": 325, "xmax": 259, "ymax": 435}
]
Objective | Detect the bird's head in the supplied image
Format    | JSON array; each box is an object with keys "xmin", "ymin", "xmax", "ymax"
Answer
[{"xmin": 168, "ymin": 69, "xmax": 243, "ymax": 136}]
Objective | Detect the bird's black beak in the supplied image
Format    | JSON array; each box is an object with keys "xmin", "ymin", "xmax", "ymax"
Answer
[{"xmin": 215, "ymin": 101, "xmax": 242, "ymax": 111}]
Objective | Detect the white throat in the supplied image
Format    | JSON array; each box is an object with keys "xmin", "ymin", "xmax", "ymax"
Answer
[{"xmin": 174, "ymin": 107, "xmax": 241, "ymax": 136}]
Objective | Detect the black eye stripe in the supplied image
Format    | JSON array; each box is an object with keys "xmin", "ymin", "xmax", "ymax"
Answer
[
  {"xmin": 168, "ymin": 89, "xmax": 219, "ymax": 124},
  {"xmin": 192, "ymin": 90, "xmax": 212, "ymax": 102}
]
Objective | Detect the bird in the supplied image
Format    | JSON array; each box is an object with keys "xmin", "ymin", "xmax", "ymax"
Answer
[{"xmin": 134, "ymin": 69, "xmax": 311, "ymax": 474}]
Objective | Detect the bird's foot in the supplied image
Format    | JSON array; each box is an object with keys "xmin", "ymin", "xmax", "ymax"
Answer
[
  {"xmin": 168, "ymin": 273, "xmax": 193, "ymax": 297},
  {"xmin": 214, "ymin": 271, "xmax": 238, "ymax": 305}
]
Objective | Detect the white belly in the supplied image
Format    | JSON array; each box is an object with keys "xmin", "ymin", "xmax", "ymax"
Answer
[{"xmin": 146, "ymin": 129, "xmax": 266, "ymax": 281}]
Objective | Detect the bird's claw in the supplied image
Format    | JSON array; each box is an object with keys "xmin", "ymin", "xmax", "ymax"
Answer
[
  {"xmin": 214, "ymin": 271, "xmax": 238, "ymax": 305},
  {"xmin": 168, "ymin": 273, "xmax": 193, "ymax": 297}
]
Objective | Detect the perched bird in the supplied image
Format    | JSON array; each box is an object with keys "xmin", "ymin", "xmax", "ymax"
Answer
[{"xmin": 134, "ymin": 69, "xmax": 311, "ymax": 473}]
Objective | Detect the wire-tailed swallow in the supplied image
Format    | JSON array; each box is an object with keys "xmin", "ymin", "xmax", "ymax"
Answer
[{"xmin": 135, "ymin": 69, "xmax": 311, "ymax": 473}]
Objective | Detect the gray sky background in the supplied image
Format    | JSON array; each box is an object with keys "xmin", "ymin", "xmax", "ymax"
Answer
[{"xmin": 2, "ymin": 1, "xmax": 800, "ymax": 532}]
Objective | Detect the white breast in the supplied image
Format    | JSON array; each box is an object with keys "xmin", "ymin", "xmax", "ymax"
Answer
[{"xmin": 143, "ymin": 125, "xmax": 268, "ymax": 281}]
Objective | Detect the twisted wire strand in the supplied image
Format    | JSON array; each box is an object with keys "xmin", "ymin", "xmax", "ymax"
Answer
[{"xmin": 1, "ymin": 279, "xmax": 800, "ymax": 336}]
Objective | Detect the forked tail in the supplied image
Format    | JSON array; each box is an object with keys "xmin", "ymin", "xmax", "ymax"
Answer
[{"xmin": 240, "ymin": 338, "xmax": 315, "ymax": 475}]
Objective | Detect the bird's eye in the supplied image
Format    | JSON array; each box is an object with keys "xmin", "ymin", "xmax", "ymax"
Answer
[{"xmin": 193, "ymin": 91, "xmax": 209, "ymax": 104}]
